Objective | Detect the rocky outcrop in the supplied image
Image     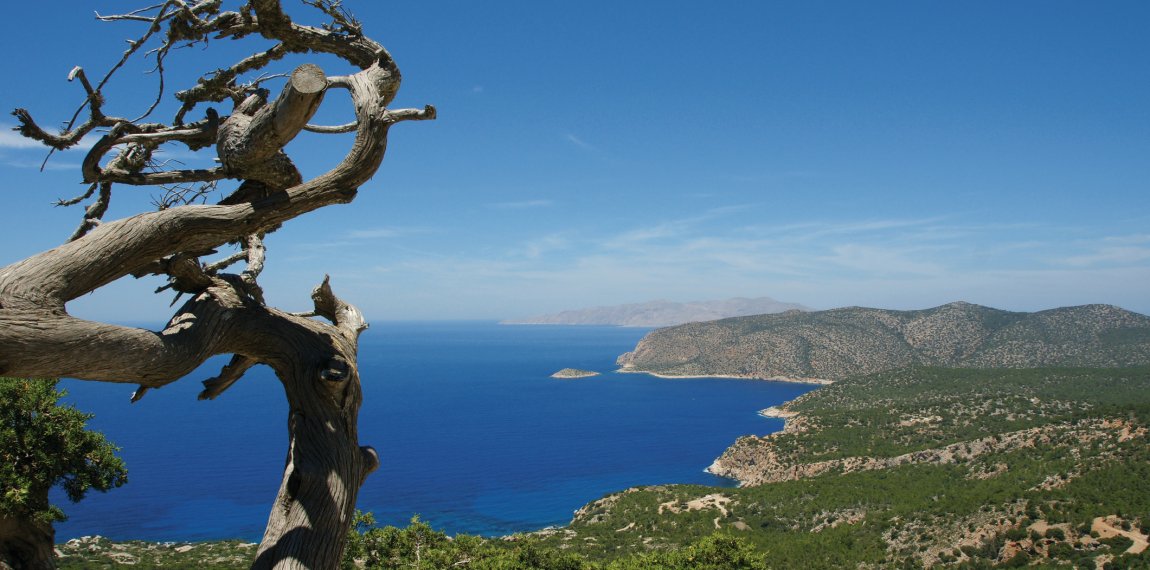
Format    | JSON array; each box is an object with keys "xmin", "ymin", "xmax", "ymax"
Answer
[
  {"xmin": 551, "ymin": 368, "xmax": 600, "ymax": 379},
  {"xmin": 503, "ymin": 297, "xmax": 810, "ymax": 327},
  {"xmin": 617, "ymin": 302, "xmax": 1150, "ymax": 380}
]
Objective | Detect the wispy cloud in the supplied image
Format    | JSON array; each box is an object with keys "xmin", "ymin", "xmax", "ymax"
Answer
[
  {"xmin": 283, "ymin": 212, "xmax": 1150, "ymax": 319},
  {"xmin": 0, "ymin": 131, "xmax": 45, "ymax": 150},
  {"xmin": 1054, "ymin": 234, "xmax": 1150, "ymax": 267},
  {"xmin": 519, "ymin": 233, "xmax": 570, "ymax": 259},
  {"xmin": 347, "ymin": 227, "xmax": 405, "ymax": 239},
  {"xmin": 564, "ymin": 133, "xmax": 594, "ymax": 151},
  {"xmin": 487, "ymin": 199, "xmax": 554, "ymax": 210},
  {"xmin": 1, "ymin": 158, "xmax": 78, "ymax": 171}
]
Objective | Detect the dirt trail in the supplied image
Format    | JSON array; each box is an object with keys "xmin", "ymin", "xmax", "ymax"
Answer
[{"xmin": 1092, "ymin": 517, "xmax": 1149, "ymax": 554}]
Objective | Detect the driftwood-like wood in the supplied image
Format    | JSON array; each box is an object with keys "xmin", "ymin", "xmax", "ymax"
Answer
[{"xmin": 0, "ymin": 2, "xmax": 434, "ymax": 569}]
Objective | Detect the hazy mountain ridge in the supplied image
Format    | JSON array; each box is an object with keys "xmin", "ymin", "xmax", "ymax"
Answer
[
  {"xmin": 501, "ymin": 297, "xmax": 810, "ymax": 327},
  {"xmin": 616, "ymin": 302, "xmax": 1150, "ymax": 381}
]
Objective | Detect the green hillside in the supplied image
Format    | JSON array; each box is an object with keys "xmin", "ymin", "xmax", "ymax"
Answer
[{"xmin": 541, "ymin": 366, "xmax": 1150, "ymax": 568}]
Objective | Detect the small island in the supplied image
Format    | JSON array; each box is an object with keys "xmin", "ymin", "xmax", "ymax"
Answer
[{"xmin": 551, "ymin": 368, "xmax": 600, "ymax": 379}]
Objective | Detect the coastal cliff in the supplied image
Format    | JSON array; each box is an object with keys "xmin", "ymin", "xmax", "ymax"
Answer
[{"xmin": 617, "ymin": 302, "xmax": 1150, "ymax": 381}]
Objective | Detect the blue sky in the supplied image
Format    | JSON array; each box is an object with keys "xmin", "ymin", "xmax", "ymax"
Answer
[{"xmin": 1, "ymin": 1, "xmax": 1147, "ymax": 321}]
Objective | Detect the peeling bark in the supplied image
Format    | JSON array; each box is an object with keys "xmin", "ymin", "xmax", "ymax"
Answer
[{"xmin": 0, "ymin": 2, "xmax": 434, "ymax": 568}]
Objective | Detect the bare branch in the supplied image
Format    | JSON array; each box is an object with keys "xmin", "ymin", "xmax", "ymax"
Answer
[
  {"xmin": 56, "ymin": 184, "xmax": 99, "ymax": 208},
  {"xmin": 198, "ymin": 353, "xmax": 258, "ymax": 400},
  {"xmin": 303, "ymin": 121, "xmax": 357, "ymax": 134},
  {"xmin": 174, "ymin": 44, "xmax": 288, "ymax": 124},
  {"xmin": 10, "ymin": 108, "xmax": 117, "ymax": 152},
  {"xmin": 95, "ymin": 3, "xmax": 168, "ymax": 22},
  {"xmin": 153, "ymin": 179, "xmax": 218, "ymax": 210},
  {"xmin": 204, "ymin": 249, "xmax": 248, "ymax": 274},
  {"xmin": 81, "ymin": 122, "xmax": 228, "ymax": 187},
  {"xmin": 67, "ymin": 183, "xmax": 112, "ymax": 242},
  {"xmin": 249, "ymin": 0, "xmax": 390, "ymax": 70},
  {"xmin": 384, "ymin": 105, "xmax": 438, "ymax": 125}
]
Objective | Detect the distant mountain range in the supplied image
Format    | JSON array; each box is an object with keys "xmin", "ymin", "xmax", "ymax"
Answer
[
  {"xmin": 617, "ymin": 302, "xmax": 1150, "ymax": 381},
  {"xmin": 501, "ymin": 297, "xmax": 811, "ymax": 327}
]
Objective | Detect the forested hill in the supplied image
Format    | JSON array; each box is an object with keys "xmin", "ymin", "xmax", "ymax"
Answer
[{"xmin": 616, "ymin": 302, "xmax": 1150, "ymax": 381}]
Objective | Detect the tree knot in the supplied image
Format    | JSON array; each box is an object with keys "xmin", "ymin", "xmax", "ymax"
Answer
[{"xmin": 319, "ymin": 355, "xmax": 350, "ymax": 382}]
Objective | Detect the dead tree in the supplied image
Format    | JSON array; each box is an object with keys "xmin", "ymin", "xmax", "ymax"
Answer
[{"xmin": 0, "ymin": 1, "xmax": 434, "ymax": 568}]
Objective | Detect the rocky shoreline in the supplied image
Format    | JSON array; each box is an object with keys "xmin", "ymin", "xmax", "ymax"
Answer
[{"xmin": 757, "ymin": 405, "xmax": 800, "ymax": 420}]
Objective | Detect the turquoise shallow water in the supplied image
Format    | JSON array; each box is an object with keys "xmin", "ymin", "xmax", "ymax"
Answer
[{"xmin": 54, "ymin": 322, "xmax": 817, "ymax": 541}]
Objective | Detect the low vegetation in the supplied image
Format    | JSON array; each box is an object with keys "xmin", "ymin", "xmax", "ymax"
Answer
[{"xmin": 548, "ymin": 366, "xmax": 1150, "ymax": 568}]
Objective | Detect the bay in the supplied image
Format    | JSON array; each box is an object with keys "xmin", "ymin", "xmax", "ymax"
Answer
[{"xmin": 54, "ymin": 322, "xmax": 817, "ymax": 541}]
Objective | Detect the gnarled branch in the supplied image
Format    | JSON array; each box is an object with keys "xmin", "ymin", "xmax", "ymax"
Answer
[{"xmin": 0, "ymin": 2, "xmax": 434, "ymax": 567}]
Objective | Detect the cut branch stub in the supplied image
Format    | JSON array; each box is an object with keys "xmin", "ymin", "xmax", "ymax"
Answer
[{"xmin": 217, "ymin": 63, "xmax": 327, "ymax": 189}]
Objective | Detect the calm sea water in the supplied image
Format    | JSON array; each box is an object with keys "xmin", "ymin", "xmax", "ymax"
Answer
[{"xmin": 54, "ymin": 322, "xmax": 816, "ymax": 541}]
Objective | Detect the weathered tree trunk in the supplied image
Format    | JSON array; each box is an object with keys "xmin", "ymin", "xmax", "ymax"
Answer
[
  {"xmin": 0, "ymin": 517, "xmax": 55, "ymax": 570},
  {"xmin": 0, "ymin": 2, "xmax": 435, "ymax": 568}
]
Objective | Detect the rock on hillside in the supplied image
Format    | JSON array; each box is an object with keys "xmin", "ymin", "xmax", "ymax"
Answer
[
  {"xmin": 616, "ymin": 302, "xmax": 1150, "ymax": 381},
  {"xmin": 501, "ymin": 297, "xmax": 810, "ymax": 327}
]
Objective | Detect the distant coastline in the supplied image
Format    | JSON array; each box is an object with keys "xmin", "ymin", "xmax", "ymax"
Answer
[
  {"xmin": 503, "ymin": 297, "xmax": 810, "ymax": 328},
  {"xmin": 615, "ymin": 368, "xmax": 832, "ymax": 385}
]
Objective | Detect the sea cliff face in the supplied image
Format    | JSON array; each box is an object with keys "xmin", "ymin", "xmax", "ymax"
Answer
[{"xmin": 616, "ymin": 302, "xmax": 1150, "ymax": 381}]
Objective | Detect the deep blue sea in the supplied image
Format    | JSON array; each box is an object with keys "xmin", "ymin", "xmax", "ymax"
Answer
[{"xmin": 54, "ymin": 322, "xmax": 817, "ymax": 541}]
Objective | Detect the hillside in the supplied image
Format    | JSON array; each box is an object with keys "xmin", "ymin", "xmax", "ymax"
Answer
[
  {"xmin": 617, "ymin": 302, "xmax": 1150, "ymax": 381},
  {"xmin": 502, "ymin": 297, "xmax": 810, "ymax": 327},
  {"xmin": 541, "ymin": 366, "xmax": 1150, "ymax": 568}
]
